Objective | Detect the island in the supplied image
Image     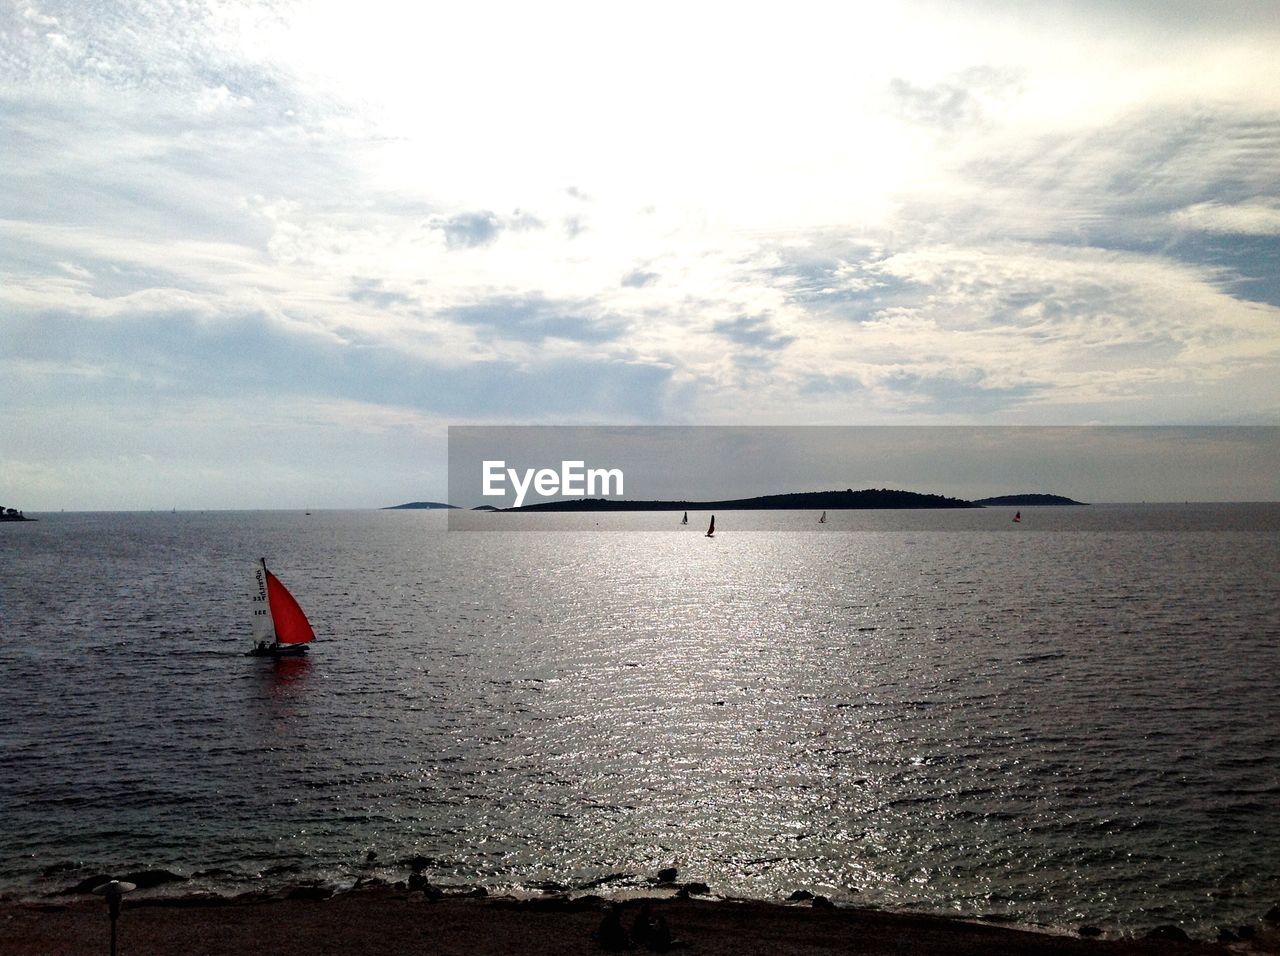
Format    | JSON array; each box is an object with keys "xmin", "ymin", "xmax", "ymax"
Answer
[
  {"xmin": 506, "ymin": 488, "xmax": 980, "ymax": 512},
  {"xmin": 0, "ymin": 505, "xmax": 34, "ymax": 522},
  {"xmin": 973, "ymin": 494, "xmax": 1087, "ymax": 506},
  {"xmin": 382, "ymin": 501, "xmax": 457, "ymax": 510}
]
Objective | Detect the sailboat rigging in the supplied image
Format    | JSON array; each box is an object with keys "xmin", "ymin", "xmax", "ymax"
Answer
[
  {"xmin": 705, "ymin": 515, "xmax": 715, "ymax": 537},
  {"xmin": 247, "ymin": 558, "xmax": 316, "ymax": 657}
]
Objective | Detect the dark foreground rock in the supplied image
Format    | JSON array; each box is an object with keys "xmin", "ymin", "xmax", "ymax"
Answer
[
  {"xmin": 120, "ymin": 869, "xmax": 187, "ymax": 890},
  {"xmin": 3, "ymin": 888, "xmax": 1242, "ymax": 955},
  {"xmin": 60, "ymin": 874, "xmax": 115, "ymax": 895},
  {"xmin": 285, "ymin": 885, "xmax": 333, "ymax": 901},
  {"xmin": 1144, "ymin": 925, "xmax": 1190, "ymax": 942},
  {"xmin": 59, "ymin": 868, "xmax": 185, "ymax": 894}
]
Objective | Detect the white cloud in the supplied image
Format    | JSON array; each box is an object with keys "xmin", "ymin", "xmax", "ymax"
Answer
[{"xmin": 1172, "ymin": 201, "xmax": 1280, "ymax": 235}]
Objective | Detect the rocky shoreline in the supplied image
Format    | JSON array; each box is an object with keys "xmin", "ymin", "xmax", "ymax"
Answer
[
  {"xmin": 5, "ymin": 866, "xmax": 1279, "ymax": 954},
  {"xmin": 5, "ymin": 882, "xmax": 1278, "ymax": 955}
]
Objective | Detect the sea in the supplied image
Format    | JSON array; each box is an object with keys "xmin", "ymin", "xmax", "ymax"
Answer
[{"xmin": 1, "ymin": 505, "xmax": 1277, "ymax": 939}]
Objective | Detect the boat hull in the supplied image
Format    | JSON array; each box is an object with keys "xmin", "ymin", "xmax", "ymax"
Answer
[{"xmin": 246, "ymin": 643, "xmax": 310, "ymax": 657}]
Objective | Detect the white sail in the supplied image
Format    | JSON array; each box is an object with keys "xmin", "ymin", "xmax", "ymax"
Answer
[{"xmin": 251, "ymin": 560, "xmax": 275, "ymax": 642}]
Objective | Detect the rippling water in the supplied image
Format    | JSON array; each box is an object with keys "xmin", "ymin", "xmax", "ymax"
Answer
[{"xmin": 2, "ymin": 507, "xmax": 1278, "ymax": 937}]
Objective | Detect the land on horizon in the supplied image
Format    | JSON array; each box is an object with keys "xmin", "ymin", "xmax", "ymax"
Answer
[
  {"xmin": 973, "ymin": 494, "xmax": 1088, "ymax": 506},
  {"xmin": 503, "ymin": 488, "xmax": 984, "ymax": 512},
  {"xmin": 386, "ymin": 490, "xmax": 1090, "ymax": 512},
  {"xmin": 382, "ymin": 501, "xmax": 458, "ymax": 510}
]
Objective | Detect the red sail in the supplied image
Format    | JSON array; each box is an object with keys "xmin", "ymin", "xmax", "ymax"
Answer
[{"xmin": 265, "ymin": 571, "xmax": 316, "ymax": 644}]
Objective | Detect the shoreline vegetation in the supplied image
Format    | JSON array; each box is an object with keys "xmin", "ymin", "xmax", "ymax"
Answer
[
  {"xmin": 507, "ymin": 489, "xmax": 980, "ymax": 512},
  {"xmin": 2, "ymin": 880, "xmax": 1273, "ymax": 955},
  {"xmin": 383, "ymin": 501, "xmax": 458, "ymax": 510},
  {"xmin": 973, "ymin": 494, "xmax": 1087, "ymax": 506},
  {"xmin": 0, "ymin": 505, "xmax": 33, "ymax": 521},
  {"xmin": 385, "ymin": 491, "xmax": 1087, "ymax": 512}
]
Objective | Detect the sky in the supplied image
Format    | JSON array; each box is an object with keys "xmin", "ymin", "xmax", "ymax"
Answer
[{"xmin": 2, "ymin": 1, "xmax": 1279, "ymax": 509}]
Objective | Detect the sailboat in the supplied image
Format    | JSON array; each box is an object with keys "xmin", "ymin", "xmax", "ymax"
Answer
[
  {"xmin": 1013, "ymin": 511, "xmax": 1021, "ymax": 523},
  {"xmin": 247, "ymin": 558, "xmax": 316, "ymax": 657},
  {"xmin": 705, "ymin": 515, "xmax": 715, "ymax": 537},
  {"xmin": 681, "ymin": 511, "xmax": 688, "ymax": 525},
  {"xmin": 819, "ymin": 511, "xmax": 827, "ymax": 524}
]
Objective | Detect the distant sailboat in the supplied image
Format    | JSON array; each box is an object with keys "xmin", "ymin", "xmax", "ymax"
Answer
[
  {"xmin": 682, "ymin": 511, "xmax": 688, "ymax": 525},
  {"xmin": 819, "ymin": 511, "xmax": 827, "ymax": 524},
  {"xmin": 1013, "ymin": 511, "xmax": 1022, "ymax": 523},
  {"xmin": 705, "ymin": 515, "xmax": 715, "ymax": 537},
  {"xmin": 247, "ymin": 558, "xmax": 315, "ymax": 657}
]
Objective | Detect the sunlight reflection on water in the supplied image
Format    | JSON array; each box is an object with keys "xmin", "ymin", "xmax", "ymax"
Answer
[{"xmin": 1, "ymin": 508, "xmax": 1277, "ymax": 937}]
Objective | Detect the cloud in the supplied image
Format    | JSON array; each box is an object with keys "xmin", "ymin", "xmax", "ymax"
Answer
[
  {"xmin": 797, "ymin": 373, "xmax": 864, "ymax": 396},
  {"xmin": 349, "ymin": 277, "xmax": 417, "ymax": 309},
  {"xmin": 711, "ymin": 315, "xmax": 796, "ymax": 351},
  {"xmin": 433, "ymin": 209, "xmax": 546, "ymax": 249},
  {"xmin": 441, "ymin": 295, "xmax": 628, "ymax": 345},
  {"xmin": 621, "ymin": 269, "xmax": 659, "ymax": 288},
  {"xmin": 717, "ymin": 230, "xmax": 1280, "ymax": 424},
  {"xmin": 889, "ymin": 67, "xmax": 1024, "ymax": 131},
  {"xmin": 1, "ymin": 306, "xmax": 671, "ymax": 427},
  {"xmin": 1171, "ymin": 201, "xmax": 1280, "ymax": 236},
  {"xmin": 438, "ymin": 211, "xmax": 500, "ymax": 249},
  {"xmin": 876, "ymin": 368, "xmax": 1043, "ymax": 413},
  {"xmin": 195, "ymin": 84, "xmax": 255, "ymax": 114},
  {"xmin": 943, "ymin": 108, "xmax": 1280, "ymax": 244}
]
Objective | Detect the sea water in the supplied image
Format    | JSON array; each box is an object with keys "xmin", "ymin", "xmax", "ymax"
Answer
[{"xmin": 1, "ymin": 506, "xmax": 1277, "ymax": 938}]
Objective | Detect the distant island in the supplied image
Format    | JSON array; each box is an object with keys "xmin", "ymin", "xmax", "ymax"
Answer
[
  {"xmin": 0, "ymin": 505, "xmax": 33, "ymax": 522},
  {"xmin": 973, "ymin": 494, "xmax": 1087, "ymax": 506},
  {"xmin": 507, "ymin": 488, "xmax": 980, "ymax": 512},
  {"xmin": 386, "ymin": 490, "xmax": 1088, "ymax": 512}
]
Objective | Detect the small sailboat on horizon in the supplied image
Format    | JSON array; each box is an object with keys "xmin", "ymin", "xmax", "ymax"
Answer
[
  {"xmin": 1013, "ymin": 511, "xmax": 1022, "ymax": 523},
  {"xmin": 682, "ymin": 511, "xmax": 688, "ymax": 525},
  {"xmin": 705, "ymin": 515, "xmax": 715, "ymax": 537},
  {"xmin": 247, "ymin": 558, "xmax": 316, "ymax": 657},
  {"xmin": 819, "ymin": 511, "xmax": 827, "ymax": 524}
]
